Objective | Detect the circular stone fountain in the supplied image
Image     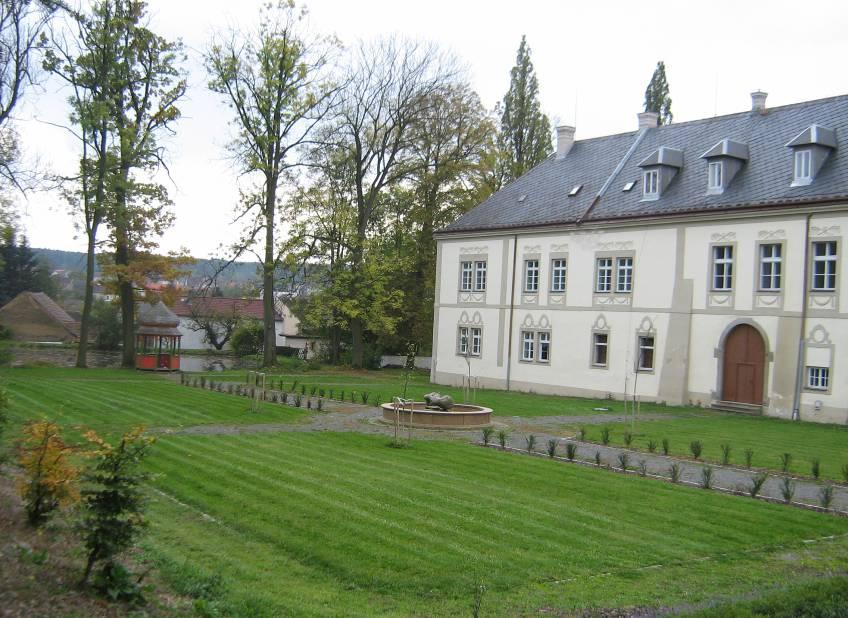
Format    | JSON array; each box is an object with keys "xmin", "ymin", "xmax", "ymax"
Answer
[{"xmin": 380, "ymin": 402, "xmax": 492, "ymax": 429}]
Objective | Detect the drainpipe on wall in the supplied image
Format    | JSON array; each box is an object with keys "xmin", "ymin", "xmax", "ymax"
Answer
[
  {"xmin": 505, "ymin": 233, "xmax": 518, "ymax": 391},
  {"xmin": 791, "ymin": 213, "xmax": 813, "ymax": 421}
]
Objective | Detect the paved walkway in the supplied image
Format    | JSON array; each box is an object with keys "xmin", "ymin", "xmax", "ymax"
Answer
[{"xmin": 164, "ymin": 381, "xmax": 848, "ymax": 513}]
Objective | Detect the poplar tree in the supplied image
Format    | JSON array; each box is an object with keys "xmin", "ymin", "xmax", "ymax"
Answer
[
  {"xmin": 498, "ymin": 35, "xmax": 552, "ymax": 182},
  {"xmin": 643, "ymin": 60, "xmax": 673, "ymax": 124}
]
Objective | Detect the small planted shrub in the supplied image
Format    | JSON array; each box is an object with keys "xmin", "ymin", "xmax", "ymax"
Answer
[
  {"xmin": 820, "ymin": 485, "xmax": 834, "ymax": 510},
  {"xmin": 300, "ymin": 385, "xmax": 306, "ymax": 396},
  {"xmin": 291, "ymin": 380, "xmax": 299, "ymax": 392},
  {"xmin": 638, "ymin": 460, "xmax": 648, "ymax": 477},
  {"xmin": 842, "ymin": 463, "xmax": 848, "ymax": 483},
  {"xmin": 749, "ymin": 472, "xmax": 768, "ymax": 498},
  {"xmin": 350, "ymin": 391, "xmax": 356, "ymax": 404},
  {"xmin": 780, "ymin": 452, "xmax": 792, "ymax": 473},
  {"xmin": 600, "ymin": 427, "xmax": 611, "ymax": 445},
  {"xmin": 481, "ymin": 427, "xmax": 494, "ymax": 446},
  {"xmin": 317, "ymin": 398, "xmax": 323, "ymax": 412},
  {"xmin": 319, "ymin": 388, "xmax": 325, "ymax": 398},
  {"xmin": 310, "ymin": 386, "xmax": 317, "ymax": 397},
  {"xmin": 546, "ymin": 439, "xmax": 558, "ymax": 458},
  {"xmin": 669, "ymin": 463, "xmax": 681, "ymax": 483},
  {"xmin": 811, "ymin": 458, "xmax": 821, "ymax": 480},
  {"xmin": 577, "ymin": 427, "xmax": 586, "ymax": 441},
  {"xmin": 647, "ymin": 440, "xmax": 657, "ymax": 453},
  {"xmin": 294, "ymin": 394, "xmax": 302, "ymax": 407},
  {"xmin": 623, "ymin": 431, "xmax": 633, "ymax": 447},
  {"xmin": 200, "ymin": 376, "xmax": 206, "ymax": 388},
  {"xmin": 525, "ymin": 434, "xmax": 537, "ymax": 454},
  {"xmin": 689, "ymin": 440, "xmax": 703, "ymax": 460},
  {"xmin": 565, "ymin": 443, "xmax": 577, "ymax": 461},
  {"xmin": 497, "ymin": 430, "xmax": 508, "ymax": 450},
  {"xmin": 745, "ymin": 448, "xmax": 754, "ymax": 469},
  {"xmin": 306, "ymin": 399, "xmax": 312, "ymax": 410},
  {"xmin": 780, "ymin": 477, "xmax": 795, "ymax": 503},
  {"xmin": 17, "ymin": 421, "xmax": 79, "ymax": 525},
  {"xmin": 361, "ymin": 392, "xmax": 370, "ymax": 405},
  {"xmin": 594, "ymin": 451, "xmax": 602, "ymax": 467},
  {"xmin": 617, "ymin": 453, "xmax": 630, "ymax": 472},
  {"xmin": 662, "ymin": 438, "xmax": 670, "ymax": 456},
  {"xmin": 329, "ymin": 389, "xmax": 334, "ymax": 400},
  {"xmin": 700, "ymin": 466, "xmax": 714, "ymax": 489},
  {"xmin": 340, "ymin": 390, "xmax": 345, "ymax": 402},
  {"xmin": 720, "ymin": 443, "xmax": 732, "ymax": 465}
]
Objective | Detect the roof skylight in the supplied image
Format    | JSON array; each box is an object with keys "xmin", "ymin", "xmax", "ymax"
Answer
[
  {"xmin": 568, "ymin": 184, "xmax": 583, "ymax": 196},
  {"xmin": 622, "ymin": 181, "xmax": 636, "ymax": 192}
]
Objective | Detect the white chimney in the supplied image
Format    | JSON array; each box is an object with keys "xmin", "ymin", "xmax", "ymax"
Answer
[
  {"xmin": 751, "ymin": 90, "xmax": 768, "ymax": 113},
  {"xmin": 637, "ymin": 111, "xmax": 659, "ymax": 130},
  {"xmin": 556, "ymin": 125, "xmax": 576, "ymax": 159}
]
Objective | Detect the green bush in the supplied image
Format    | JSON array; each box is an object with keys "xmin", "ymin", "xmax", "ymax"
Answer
[
  {"xmin": 594, "ymin": 451, "xmax": 602, "ymax": 466},
  {"xmin": 720, "ymin": 443, "xmax": 731, "ymax": 465},
  {"xmin": 231, "ymin": 320, "xmax": 264, "ymax": 357},
  {"xmin": 623, "ymin": 431, "xmax": 633, "ymax": 447},
  {"xmin": 690, "ymin": 440, "xmax": 703, "ymax": 459},
  {"xmin": 546, "ymin": 439, "xmax": 557, "ymax": 458},
  {"xmin": 617, "ymin": 453, "xmax": 629, "ymax": 472},
  {"xmin": 780, "ymin": 452, "xmax": 792, "ymax": 473},
  {"xmin": 744, "ymin": 448, "xmax": 754, "ymax": 469},
  {"xmin": 780, "ymin": 477, "xmax": 795, "ymax": 503},
  {"xmin": 811, "ymin": 458, "xmax": 821, "ymax": 480},
  {"xmin": 91, "ymin": 300, "xmax": 122, "ymax": 351},
  {"xmin": 497, "ymin": 430, "xmax": 508, "ymax": 450},
  {"xmin": 842, "ymin": 463, "xmax": 848, "ymax": 483},
  {"xmin": 525, "ymin": 435, "xmax": 536, "ymax": 453},
  {"xmin": 669, "ymin": 463, "xmax": 680, "ymax": 483},
  {"xmin": 749, "ymin": 472, "xmax": 768, "ymax": 498},
  {"xmin": 700, "ymin": 466, "xmax": 713, "ymax": 489},
  {"xmin": 820, "ymin": 485, "xmax": 834, "ymax": 510},
  {"xmin": 481, "ymin": 427, "xmax": 494, "ymax": 446},
  {"xmin": 565, "ymin": 443, "xmax": 577, "ymax": 461},
  {"xmin": 577, "ymin": 427, "xmax": 586, "ymax": 441},
  {"xmin": 661, "ymin": 438, "xmax": 670, "ymax": 456},
  {"xmin": 638, "ymin": 460, "xmax": 647, "ymax": 477},
  {"xmin": 647, "ymin": 439, "xmax": 657, "ymax": 453},
  {"xmin": 600, "ymin": 427, "xmax": 611, "ymax": 445}
]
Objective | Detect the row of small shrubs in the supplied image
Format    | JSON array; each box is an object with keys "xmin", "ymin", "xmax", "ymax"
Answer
[{"xmin": 481, "ymin": 429, "xmax": 840, "ymax": 510}]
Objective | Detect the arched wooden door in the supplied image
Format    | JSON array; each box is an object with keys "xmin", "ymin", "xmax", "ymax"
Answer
[{"xmin": 721, "ymin": 324, "xmax": 766, "ymax": 404}]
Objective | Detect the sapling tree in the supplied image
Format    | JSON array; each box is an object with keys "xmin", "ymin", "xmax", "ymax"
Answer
[
  {"xmin": 79, "ymin": 426, "xmax": 154, "ymax": 588},
  {"xmin": 17, "ymin": 420, "xmax": 79, "ymax": 525}
]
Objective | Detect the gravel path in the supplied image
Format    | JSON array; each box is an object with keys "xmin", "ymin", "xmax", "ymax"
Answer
[{"xmin": 163, "ymin": 381, "xmax": 848, "ymax": 513}]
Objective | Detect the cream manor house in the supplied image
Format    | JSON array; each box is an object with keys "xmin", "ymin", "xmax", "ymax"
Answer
[{"xmin": 431, "ymin": 92, "xmax": 848, "ymax": 424}]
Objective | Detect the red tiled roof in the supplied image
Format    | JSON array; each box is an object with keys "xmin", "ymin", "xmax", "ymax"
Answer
[{"xmin": 173, "ymin": 297, "xmax": 281, "ymax": 321}]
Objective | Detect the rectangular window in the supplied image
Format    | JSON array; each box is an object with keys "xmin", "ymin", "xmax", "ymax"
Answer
[
  {"xmin": 643, "ymin": 169, "xmax": 659, "ymax": 197},
  {"xmin": 473, "ymin": 261, "xmax": 487, "ymax": 291},
  {"xmin": 708, "ymin": 161, "xmax": 723, "ymax": 190},
  {"xmin": 712, "ymin": 245, "xmax": 734, "ymax": 290},
  {"xmin": 759, "ymin": 243, "xmax": 782, "ymax": 291},
  {"xmin": 538, "ymin": 332, "xmax": 550, "ymax": 363},
  {"xmin": 811, "ymin": 241, "xmax": 837, "ymax": 291},
  {"xmin": 460, "ymin": 261, "xmax": 472, "ymax": 291},
  {"xmin": 521, "ymin": 331, "xmax": 535, "ymax": 361},
  {"xmin": 596, "ymin": 257, "xmax": 613, "ymax": 292},
  {"xmin": 551, "ymin": 258, "xmax": 567, "ymax": 293},
  {"xmin": 806, "ymin": 366, "xmax": 829, "ymax": 390},
  {"xmin": 458, "ymin": 327, "xmax": 469, "ymax": 354},
  {"xmin": 637, "ymin": 336, "xmax": 655, "ymax": 371},
  {"xmin": 524, "ymin": 259, "xmax": 539, "ymax": 292},
  {"xmin": 470, "ymin": 327, "xmax": 481, "ymax": 357},
  {"xmin": 592, "ymin": 332, "xmax": 609, "ymax": 367},
  {"xmin": 795, "ymin": 149, "xmax": 812, "ymax": 181},
  {"xmin": 616, "ymin": 257, "xmax": 633, "ymax": 293}
]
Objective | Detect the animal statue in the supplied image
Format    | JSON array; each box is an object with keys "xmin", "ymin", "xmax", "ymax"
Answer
[{"xmin": 423, "ymin": 392, "xmax": 454, "ymax": 411}]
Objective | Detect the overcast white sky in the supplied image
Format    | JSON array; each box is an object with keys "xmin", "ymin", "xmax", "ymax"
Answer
[{"xmin": 13, "ymin": 0, "xmax": 848, "ymax": 257}]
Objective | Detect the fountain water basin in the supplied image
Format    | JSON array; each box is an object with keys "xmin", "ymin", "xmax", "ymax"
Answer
[{"xmin": 380, "ymin": 402, "xmax": 492, "ymax": 429}]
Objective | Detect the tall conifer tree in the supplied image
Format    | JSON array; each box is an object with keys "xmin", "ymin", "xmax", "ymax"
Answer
[{"xmin": 644, "ymin": 61, "xmax": 673, "ymax": 124}]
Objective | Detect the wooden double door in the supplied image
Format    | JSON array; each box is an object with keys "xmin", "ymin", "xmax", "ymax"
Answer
[{"xmin": 721, "ymin": 324, "xmax": 765, "ymax": 405}]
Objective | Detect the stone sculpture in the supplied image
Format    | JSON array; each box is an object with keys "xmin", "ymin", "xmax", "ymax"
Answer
[{"xmin": 423, "ymin": 392, "xmax": 454, "ymax": 411}]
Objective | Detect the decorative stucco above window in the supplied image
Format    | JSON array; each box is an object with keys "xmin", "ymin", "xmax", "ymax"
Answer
[
  {"xmin": 637, "ymin": 146, "xmax": 683, "ymax": 200},
  {"xmin": 786, "ymin": 124, "xmax": 837, "ymax": 186},
  {"xmin": 700, "ymin": 138, "xmax": 749, "ymax": 194}
]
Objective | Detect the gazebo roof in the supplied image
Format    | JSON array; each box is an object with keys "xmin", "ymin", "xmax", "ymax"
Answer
[{"xmin": 137, "ymin": 302, "xmax": 181, "ymax": 337}]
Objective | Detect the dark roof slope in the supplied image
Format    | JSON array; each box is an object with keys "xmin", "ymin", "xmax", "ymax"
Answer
[{"xmin": 441, "ymin": 94, "xmax": 848, "ymax": 234}]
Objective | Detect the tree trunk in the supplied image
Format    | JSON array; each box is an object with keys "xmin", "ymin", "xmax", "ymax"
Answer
[
  {"xmin": 76, "ymin": 226, "xmax": 98, "ymax": 368},
  {"xmin": 350, "ymin": 317, "xmax": 364, "ymax": 368},
  {"xmin": 262, "ymin": 181, "xmax": 277, "ymax": 368},
  {"xmin": 115, "ymin": 165, "xmax": 135, "ymax": 368}
]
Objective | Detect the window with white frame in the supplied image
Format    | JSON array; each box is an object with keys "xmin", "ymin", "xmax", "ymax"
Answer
[
  {"xmin": 643, "ymin": 169, "xmax": 659, "ymax": 198},
  {"xmin": 616, "ymin": 257, "xmax": 633, "ymax": 293},
  {"xmin": 458, "ymin": 326, "xmax": 482, "ymax": 357},
  {"xmin": 551, "ymin": 258, "xmax": 567, "ymax": 293},
  {"xmin": 596, "ymin": 258, "xmax": 613, "ymax": 292},
  {"xmin": 538, "ymin": 332, "xmax": 550, "ymax": 363},
  {"xmin": 708, "ymin": 161, "xmax": 723, "ymax": 190},
  {"xmin": 460, "ymin": 261, "xmax": 473, "ymax": 291},
  {"xmin": 524, "ymin": 259, "xmax": 540, "ymax": 292},
  {"xmin": 712, "ymin": 245, "xmax": 734, "ymax": 290},
  {"xmin": 473, "ymin": 260, "xmax": 487, "ymax": 291},
  {"xmin": 637, "ymin": 335, "xmax": 655, "ymax": 371},
  {"xmin": 521, "ymin": 330, "xmax": 535, "ymax": 361},
  {"xmin": 811, "ymin": 241, "xmax": 837, "ymax": 291},
  {"xmin": 592, "ymin": 332, "xmax": 609, "ymax": 367},
  {"xmin": 806, "ymin": 366, "xmax": 829, "ymax": 390},
  {"xmin": 794, "ymin": 149, "xmax": 812, "ymax": 183},
  {"xmin": 759, "ymin": 243, "xmax": 782, "ymax": 291}
]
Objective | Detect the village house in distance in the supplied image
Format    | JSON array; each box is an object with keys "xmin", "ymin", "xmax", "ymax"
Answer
[{"xmin": 431, "ymin": 92, "xmax": 848, "ymax": 425}]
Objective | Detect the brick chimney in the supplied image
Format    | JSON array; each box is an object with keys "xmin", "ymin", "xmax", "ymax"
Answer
[
  {"xmin": 751, "ymin": 90, "xmax": 768, "ymax": 113},
  {"xmin": 556, "ymin": 125, "xmax": 576, "ymax": 159},
  {"xmin": 637, "ymin": 111, "xmax": 659, "ymax": 130}
]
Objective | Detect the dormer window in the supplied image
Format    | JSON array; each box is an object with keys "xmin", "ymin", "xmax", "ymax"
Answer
[
  {"xmin": 708, "ymin": 161, "xmax": 723, "ymax": 190},
  {"xmin": 794, "ymin": 149, "xmax": 812, "ymax": 184},
  {"xmin": 643, "ymin": 169, "xmax": 659, "ymax": 198}
]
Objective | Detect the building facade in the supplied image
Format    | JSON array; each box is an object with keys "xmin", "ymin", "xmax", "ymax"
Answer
[{"xmin": 431, "ymin": 93, "xmax": 848, "ymax": 425}]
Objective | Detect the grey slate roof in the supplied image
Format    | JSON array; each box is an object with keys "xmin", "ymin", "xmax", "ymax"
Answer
[{"xmin": 441, "ymin": 94, "xmax": 848, "ymax": 234}]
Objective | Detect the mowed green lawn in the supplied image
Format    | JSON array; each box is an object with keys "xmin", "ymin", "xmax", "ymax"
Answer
[
  {"xmin": 0, "ymin": 367, "xmax": 306, "ymax": 441},
  {"xmin": 144, "ymin": 432, "xmax": 848, "ymax": 616},
  {"xmin": 574, "ymin": 414, "xmax": 848, "ymax": 481},
  {"xmin": 202, "ymin": 366, "xmax": 697, "ymax": 418}
]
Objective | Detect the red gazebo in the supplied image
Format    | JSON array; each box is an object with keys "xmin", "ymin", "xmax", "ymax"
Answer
[{"xmin": 136, "ymin": 301, "xmax": 182, "ymax": 371}]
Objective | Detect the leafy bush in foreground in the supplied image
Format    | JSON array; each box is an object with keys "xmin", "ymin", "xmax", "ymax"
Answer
[{"xmin": 17, "ymin": 420, "xmax": 79, "ymax": 525}]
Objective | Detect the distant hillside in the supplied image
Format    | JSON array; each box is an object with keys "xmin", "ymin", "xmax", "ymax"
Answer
[{"xmin": 34, "ymin": 248, "xmax": 261, "ymax": 284}]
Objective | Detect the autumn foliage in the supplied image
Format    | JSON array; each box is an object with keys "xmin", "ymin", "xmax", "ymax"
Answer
[{"xmin": 16, "ymin": 421, "xmax": 80, "ymax": 525}]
